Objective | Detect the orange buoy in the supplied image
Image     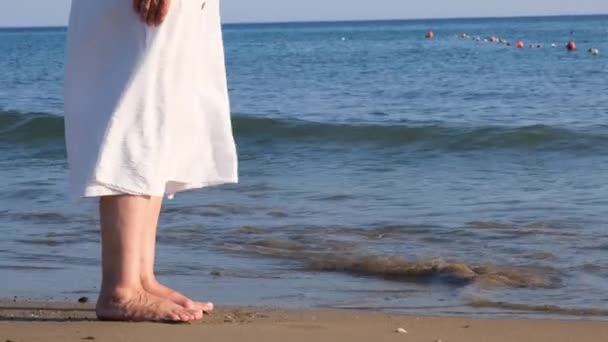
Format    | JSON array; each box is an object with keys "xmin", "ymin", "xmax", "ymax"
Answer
[
  {"xmin": 566, "ymin": 41, "xmax": 576, "ymax": 51},
  {"xmin": 516, "ymin": 41, "xmax": 524, "ymax": 49},
  {"xmin": 426, "ymin": 31, "xmax": 434, "ymax": 39}
]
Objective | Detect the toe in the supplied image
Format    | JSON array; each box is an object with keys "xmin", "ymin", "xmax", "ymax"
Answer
[
  {"xmin": 187, "ymin": 301, "xmax": 213, "ymax": 312},
  {"xmin": 203, "ymin": 302, "xmax": 214, "ymax": 312},
  {"xmin": 186, "ymin": 309, "xmax": 200, "ymax": 321},
  {"xmin": 192, "ymin": 309, "xmax": 204, "ymax": 320},
  {"xmin": 170, "ymin": 308, "xmax": 187, "ymax": 321},
  {"xmin": 182, "ymin": 299, "xmax": 197, "ymax": 310},
  {"xmin": 176, "ymin": 311, "xmax": 191, "ymax": 321}
]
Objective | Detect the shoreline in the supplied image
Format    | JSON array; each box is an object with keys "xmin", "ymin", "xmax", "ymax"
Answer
[{"xmin": 1, "ymin": 301, "xmax": 608, "ymax": 342}]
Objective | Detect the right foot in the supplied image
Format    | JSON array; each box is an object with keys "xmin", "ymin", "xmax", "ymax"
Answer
[
  {"xmin": 96, "ymin": 288, "xmax": 203, "ymax": 322},
  {"xmin": 142, "ymin": 278, "xmax": 214, "ymax": 313}
]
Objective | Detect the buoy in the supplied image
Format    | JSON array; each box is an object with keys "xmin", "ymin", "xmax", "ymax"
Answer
[
  {"xmin": 589, "ymin": 48, "xmax": 600, "ymax": 56},
  {"xmin": 426, "ymin": 31, "xmax": 434, "ymax": 39},
  {"xmin": 516, "ymin": 41, "xmax": 524, "ymax": 49},
  {"xmin": 566, "ymin": 41, "xmax": 576, "ymax": 51}
]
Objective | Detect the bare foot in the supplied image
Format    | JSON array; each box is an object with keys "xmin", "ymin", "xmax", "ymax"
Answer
[
  {"xmin": 142, "ymin": 279, "xmax": 214, "ymax": 312},
  {"xmin": 96, "ymin": 288, "xmax": 203, "ymax": 322}
]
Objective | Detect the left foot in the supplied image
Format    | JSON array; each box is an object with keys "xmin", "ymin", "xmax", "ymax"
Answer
[{"xmin": 142, "ymin": 279, "xmax": 214, "ymax": 312}]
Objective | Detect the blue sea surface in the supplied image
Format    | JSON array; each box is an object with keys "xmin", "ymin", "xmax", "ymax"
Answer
[{"xmin": 1, "ymin": 15, "xmax": 608, "ymax": 318}]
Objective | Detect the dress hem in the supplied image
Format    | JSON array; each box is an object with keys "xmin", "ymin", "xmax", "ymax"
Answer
[{"xmin": 70, "ymin": 177, "xmax": 238, "ymax": 202}]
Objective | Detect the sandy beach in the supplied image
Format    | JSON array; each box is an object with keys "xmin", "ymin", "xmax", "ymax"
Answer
[{"xmin": 1, "ymin": 301, "xmax": 607, "ymax": 342}]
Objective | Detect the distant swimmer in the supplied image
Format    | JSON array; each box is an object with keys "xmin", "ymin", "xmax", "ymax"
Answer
[
  {"xmin": 489, "ymin": 36, "xmax": 498, "ymax": 43},
  {"xmin": 537, "ymin": 44, "xmax": 543, "ymax": 48},
  {"xmin": 566, "ymin": 41, "xmax": 577, "ymax": 51},
  {"xmin": 460, "ymin": 33, "xmax": 468, "ymax": 39},
  {"xmin": 551, "ymin": 43, "xmax": 557, "ymax": 48},
  {"xmin": 426, "ymin": 31, "xmax": 434, "ymax": 39},
  {"xmin": 589, "ymin": 48, "xmax": 600, "ymax": 56}
]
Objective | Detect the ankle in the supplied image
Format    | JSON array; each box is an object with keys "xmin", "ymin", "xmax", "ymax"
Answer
[
  {"xmin": 98, "ymin": 285, "xmax": 144, "ymax": 302},
  {"xmin": 140, "ymin": 275, "xmax": 160, "ymax": 289}
]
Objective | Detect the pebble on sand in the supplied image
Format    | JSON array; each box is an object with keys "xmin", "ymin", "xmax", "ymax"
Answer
[{"xmin": 396, "ymin": 328, "xmax": 408, "ymax": 334}]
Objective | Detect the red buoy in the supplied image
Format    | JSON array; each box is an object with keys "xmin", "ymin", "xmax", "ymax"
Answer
[
  {"xmin": 566, "ymin": 41, "xmax": 576, "ymax": 51},
  {"xmin": 426, "ymin": 31, "xmax": 434, "ymax": 39},
  {"xmin": 516, "ymin": 41, "xmax": 524, "ymax": 49}
]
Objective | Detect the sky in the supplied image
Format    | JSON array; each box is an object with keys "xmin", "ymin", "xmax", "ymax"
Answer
[{"xmin": 0, "ymin": 0, "xmax": 607, "ymax": 27}]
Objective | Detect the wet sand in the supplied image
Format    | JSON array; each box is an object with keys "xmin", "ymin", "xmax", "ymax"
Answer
[{"xmin": 1, "ymin": 301, "xmax": 608, "ymax": 342}]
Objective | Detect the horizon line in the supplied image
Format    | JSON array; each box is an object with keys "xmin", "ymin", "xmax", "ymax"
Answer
[{"xmin": 0, "ymin": 12, "xmax": 606, "ymax": 29}]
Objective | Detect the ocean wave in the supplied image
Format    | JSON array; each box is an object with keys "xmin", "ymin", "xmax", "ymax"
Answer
[
  {"xmin": 225, "ymin": 238, "xmax": 557, "ymax": 289},
  {"xmin": 468, "ymin": 298, "xmax": 608, "ymax": 316},
  {"xmin": 306, "ymin": 255, "xmax": 555, "ymax": 289},
  {"xmin": 2, "ymin": 110, "xmax": 607, "ymax": 152},
  {"xmin": 0, "ymin": 110, "xmax": 65, "ymax": 143}
]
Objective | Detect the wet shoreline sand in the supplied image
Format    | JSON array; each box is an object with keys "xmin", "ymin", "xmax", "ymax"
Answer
[{"xmin": 1, "ymin": 300, "xmax": 607, "ymax": 342}]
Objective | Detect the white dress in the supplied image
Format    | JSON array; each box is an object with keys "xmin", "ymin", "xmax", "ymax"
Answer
[{"xmin": 64, "ymin": 0, "xmax": 238, "ymax": 200}]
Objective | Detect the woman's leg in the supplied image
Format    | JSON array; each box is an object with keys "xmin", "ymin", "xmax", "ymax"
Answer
[
  {"xmin": 95, "ymin": 195, "xmax": 202, "ymax": 322},
  {"xmin": 139, "ymin": 196, "xmax": 214, "ymax": 312}
]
